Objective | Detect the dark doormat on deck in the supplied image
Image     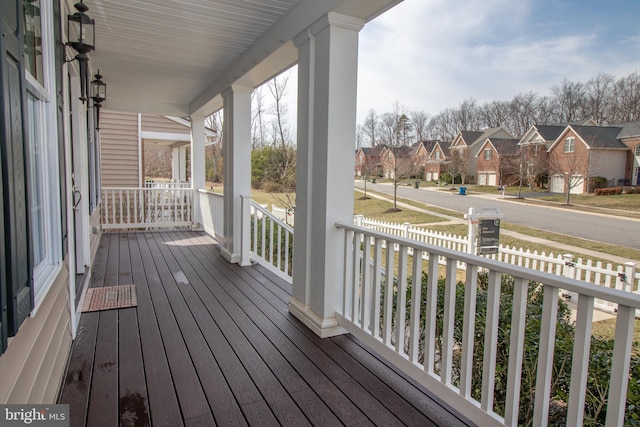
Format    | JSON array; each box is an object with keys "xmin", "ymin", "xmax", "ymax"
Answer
[{"xmin": 81, "ymin": 285, "xmax": 137, "ymax": 312}]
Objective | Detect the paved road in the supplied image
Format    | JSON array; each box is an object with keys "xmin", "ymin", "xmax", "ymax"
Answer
[{"xmin": 355, "ymin": 181, "xmax": 640, "ymax": 250}]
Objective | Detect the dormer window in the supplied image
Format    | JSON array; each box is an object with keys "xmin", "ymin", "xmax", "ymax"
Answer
[{"xmin": 484, "ymin": 148, "xmax": 492, "ymax": 160}]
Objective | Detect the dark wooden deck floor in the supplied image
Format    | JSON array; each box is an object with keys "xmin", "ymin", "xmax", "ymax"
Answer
[{"xmin": 58, "ymin": 231, "xmax": 474, "ymax": 427}]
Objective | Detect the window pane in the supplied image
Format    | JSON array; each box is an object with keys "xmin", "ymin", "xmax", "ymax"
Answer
[
  {"xmin": 24, "ymin": 0, "xmax": 44, "ymax": 86},
  {"xmin": 27, "ymin": 93, "xmax": 46, "ymax": 267}
]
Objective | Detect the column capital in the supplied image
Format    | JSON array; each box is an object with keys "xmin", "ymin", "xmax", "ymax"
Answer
[
  {"xmin": 293, "ymin": 28, "xmax": 314, "ymax": 48},
  {"xmin": 221, "ymin": 84, "xmax": 254, "ymax": 99},
  {"xmin": 308, "ymin": 12, "xmax": 364, "ymax": 38}
]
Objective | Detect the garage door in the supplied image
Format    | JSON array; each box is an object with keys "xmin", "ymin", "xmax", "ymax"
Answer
[
  {"xmin": 433, "ymin": 172, "xmax": 439, "ymax": 180},
  {"xmin": 478, "ymin": 173, "xmax": 487, "ymax": 185},
  {"xmin": 550, "ymin": 175, "xmax": 564, "ymax": 193},
  {"xmin": 425, "ymin": 172, "xmax": 432, "ymax": 181},
  {"xmin": 569, "ymin": 174, "xmax": 584, "ymax": 194},
  {"xmin": 487, "ymin": 173, "xmax": 497, "ymax": 186}
]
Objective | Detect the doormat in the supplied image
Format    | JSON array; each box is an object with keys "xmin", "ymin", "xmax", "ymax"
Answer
[{"xmin": 81, "ymin": 285, "xmax": 137, "ymax": 312}]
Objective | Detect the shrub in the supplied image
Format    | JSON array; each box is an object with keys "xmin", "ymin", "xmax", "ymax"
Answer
[
  {"xmin": 594, "ymin": 187, "xmax": 623, "ymax": 196},
  {"xmin": 626, "ymin": 187, "xmax": 640, "ymax": 194},
  {"xmin": 589, "ymin": 176, "xmax": 608, "ymax": 192}
]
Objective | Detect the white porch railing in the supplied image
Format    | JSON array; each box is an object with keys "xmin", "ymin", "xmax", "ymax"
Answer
[
  {"xmin": 355, "ymin": 215, "xmax": 640, "ymax": 312},
  {"xmin": 144, "ymin": 181, "xmax": 192, "ymax": 189},
  {"xmin": 335, "ymin": 221, "xmax": 640, "ymax": 427},
  {"xmin": 102, "ymin": 187, "xmax": 193, "ymax": 230},
  {"xmin": 248, "ymin": 200, "xmax": 294, "ymax": 280}
]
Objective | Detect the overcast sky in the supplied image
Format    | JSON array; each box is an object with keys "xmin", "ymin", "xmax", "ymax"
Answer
[{"xmin": 355, "ymin": 0, "xmax": 640, "ymax": 123}]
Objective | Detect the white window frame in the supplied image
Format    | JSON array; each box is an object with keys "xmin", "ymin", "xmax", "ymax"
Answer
[
  {"xmin": 484, "ymin": 148, "xmax": 492, "ymax": 160},
  {"xmin": 435, "ymin": 150, "xmax": 441, "ymax": 160},
  {"xmin": 24, "ymin": 0, "xmax": 63, "ymax": 314},
  {"xmin": 635, "ymin": 144, "xmax": 640, "ymax": 157},
  {"xmin": 563, "ymin": 137, "xmax": 575, "ymax": 153}
]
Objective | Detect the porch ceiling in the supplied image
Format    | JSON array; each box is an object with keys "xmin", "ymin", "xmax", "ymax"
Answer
[{"xmin": 78, "ymin": 0, "xmax": 402, "ymax": 116}]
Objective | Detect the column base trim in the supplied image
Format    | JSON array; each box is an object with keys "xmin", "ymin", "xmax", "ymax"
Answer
[
  {"xmin": 221, "ymin": 247, "xmax": 241, "ymax": 264},
  {"xmin": 288, "ymin": 297, "xmax": 348, "ymax": 338}
]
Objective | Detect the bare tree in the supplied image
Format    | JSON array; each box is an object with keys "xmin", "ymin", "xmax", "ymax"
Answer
[
  {"xmin": 204, "ymin": 110, "xmax": 224, "ymax": 183},
  {"xmin": 510, "ymin": 145, "xmax": 549, "ymax": 197},
  {"xmin": 611, "ymin": 72, "xmax": 640, "ymax": 123},
  {"xmin": 362, "ymin": 109, "xmax": 379, "ymax": 147},
  {"xmin": 548, "ymin": 150, "xmax": 590, "ymax": 205},
  {"xmin": 446, "ymin": 149, "xmax": 466, "ymax": 186},
  {"xmin": 552, "ymin": 79, "xmax": 587, "ymax": 123},
  {"xmin": 251, "ymin": 86, "xmax": 268, "ymax": 149},
  {"xmin": 479, "ymin": 100, "xmax": 512, "ymax": 129},
  {"xmin": 585, "ymin": 73, "xmax": 614, "ymax": 124},
  {"xmin": 509, "ymin": 92, "xmax": 540, "ymax": 136},
  {"xmin": 428, "ymin": 108, "xmax": 458, "ymax": 141},
  {"xmin": 411, "ymin": 110, "xmax": 430, "ymax": 142},
  {"xmin": 455, "ymin": 98, "xmax": 481, "ymax": 131},
  {"xmin": 265, "ymin": 73, "xmax": 296, "ymax": 193}
]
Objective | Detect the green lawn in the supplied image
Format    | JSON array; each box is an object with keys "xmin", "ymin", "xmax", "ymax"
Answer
[
  {"xmin": 592, "ymin": 318, "xmax": 640, "ymax": 344},
  {"xmin": 536, "ymin": 192, "xmax": 640, "ymax": 210}
]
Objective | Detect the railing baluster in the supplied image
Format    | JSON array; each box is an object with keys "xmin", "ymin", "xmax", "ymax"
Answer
[
  {"xmin": 605, "ymin": 305, "xmax": 635, "ymax": 427},
  {"xmin": 383, "ymin": 240, "xmax": 394, "ymax": 347},
  {"xmin": 533, "ymin": 284, "xmax": 559, "ymax": 426},
  {"xmin": 441, "ymin": 257, "xmax": 457, "ymax": 385},
  {"xmin": 395, "ymin": 245, "xmax": 409, "ymax": 356},
  {"xmin": 361, "ymin": 233, "xmax": 372, "ymax": 333},
  {"xmin": 352, "ymin": 231, "xmax": 362, "ymax": 325},
  {"xmin": 567, "ymin": 294, "xmax": 594, "ymax": 426},
  {"xmin": 372, "ymin": 238, "xmax": 383, "ymax": 340},
  {"xmin": 424, "ymin": 252, "xmax": 439, "ymax": 374},
  {"xmin": 342, "ymin": 230, "xmax": 353, "ymax": 318},
  {"xmin": 269, "ymin": 219, "xmax": 274, "ymax": 264},
  {"xmin": 460, "ymin": 263, "xmax": 478, "ymax": 398},
  {"xmin": 409, "ymin": 249, "xmax": 423, "ymax": 363},
  {"xmin": 276, "ymin": 224, "xmax": 282, "ymax": 271},
  {"xmin": 481, "ymin": 270, "xmax": 501, "ymax": 413},
  {"xmin": 504, "ymin": 277, "xmax": 528, "ymax": 426}
]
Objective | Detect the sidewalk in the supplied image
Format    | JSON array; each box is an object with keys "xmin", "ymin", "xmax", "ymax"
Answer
[{"xmin": 355, "ymin": 187, "xmax": 636, "ymax": 265}]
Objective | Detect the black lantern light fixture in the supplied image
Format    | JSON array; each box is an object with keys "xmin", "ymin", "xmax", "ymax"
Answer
[
  {"xmin": 66, "ymin": 1, "xmax": 95, "ymax": 102},
  {"xmin": 90, "ymin": 70, "xmax": 106, "ymax": 130}
]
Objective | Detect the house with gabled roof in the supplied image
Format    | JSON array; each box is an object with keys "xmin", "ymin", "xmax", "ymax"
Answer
[
  {"xmin": 355, "ymin": 145, "xmax": 387, "ymax": 177},
  {"xmin": 475, "ymin": 138, "xmax": 520, "ymax": 186},
  {"xmin": 547, "ymin": 125, "xmax": 628, "ymax": 193},
  {"xmin": 449, "ymin": 127, "xmax": 515, "ymax": 183},
  {"xmin": 380, "ymin": 145, "xmax": 416, "ymax": 179},
  {"xmin": 424, "ymin": 140, "xmax": 450, "ymax": 181}
]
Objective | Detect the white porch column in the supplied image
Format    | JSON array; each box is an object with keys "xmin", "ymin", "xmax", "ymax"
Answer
[
  {"xmin": 221, "ymin": 85, "xmax": 252, "ymax": 265},
  {"xmin": 173, "ymin": 146, "xmax": 188, "ymax": 183},
  {"xmin": 289, "ymin": 12, "xmax": 364, "ymax": 338},
  {"xmin": 190, "ymin": 114, "xmax": 206, "ymax": 228}
]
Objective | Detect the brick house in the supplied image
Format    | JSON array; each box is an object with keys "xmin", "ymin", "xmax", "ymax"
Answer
[
  {"xmin": 355, "ymin": 145, "xmax": 387, "ymax": 177},
  {"xmin": 547, "ymin": 125, "xmax": 628, "ymax": 193},
  {"xmin": 424, "ymin": 141, "xmax": 450, "ymax": 181},
  {"xmin": 449, "ymin": 127, "xmax": 515, "ymax": 183},
  {"xmin": 475, "ymin": 138, "xmax": 520, "ymax": 186}
]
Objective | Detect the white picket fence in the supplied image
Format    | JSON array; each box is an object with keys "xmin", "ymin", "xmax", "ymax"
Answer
[{"xmin": 354, "ymin": 215, "xmax": 640, "ymax": 313}]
